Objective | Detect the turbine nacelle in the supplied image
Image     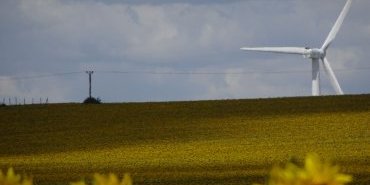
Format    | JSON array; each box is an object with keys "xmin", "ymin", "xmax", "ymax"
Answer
[{"xmin": 304, "ymin": 48, "xmax": 325, "ymax": 59}]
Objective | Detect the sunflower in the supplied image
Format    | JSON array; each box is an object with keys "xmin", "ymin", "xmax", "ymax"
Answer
[
  {"xmin": 0, "ymin": 168, "xmax": 32, "ymax": 185},
  {"xmin": 253, "ymin": 153, "xmax": 352, "ymax": 185},
  {"xmin": 71, "ymin": 173, "xmax": 132, "ymax": 185}
]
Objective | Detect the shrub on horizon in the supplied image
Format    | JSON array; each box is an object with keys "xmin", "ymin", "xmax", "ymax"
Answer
[
  {"xmin": 83, "ymin": 97, "xmax": 102, "ymax": 104},
  {"xmin": 0, "ymin": 168, "xmax": 32, "ymax": 185},
  {"xmin": 253, "ymin": 153, "xmax": 352, "ymax": 185}
]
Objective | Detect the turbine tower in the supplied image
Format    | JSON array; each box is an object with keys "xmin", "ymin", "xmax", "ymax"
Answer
[{"xmin": 241, "ymin": 0, "xmax": 352, "ymax": 96}]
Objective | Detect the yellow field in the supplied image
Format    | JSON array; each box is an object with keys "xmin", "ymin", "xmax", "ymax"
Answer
[{"xmin": 0, "ymin": 95, "xmax": 369, "ymax": 185}]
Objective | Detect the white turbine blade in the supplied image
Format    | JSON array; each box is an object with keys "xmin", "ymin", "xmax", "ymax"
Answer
[
  {"xmin": 240, "ymin": 47, "xmax": 307, "ymax": 55},
  {"xmin": 321, "ymin": 0, "xmax": 352, "ymax": 51},
  {"xmin": 322, "ymin": 57, "xmax": 344, "ymax": 95}
]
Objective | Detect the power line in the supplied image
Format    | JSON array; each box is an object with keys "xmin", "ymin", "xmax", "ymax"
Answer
[
  {"xmin": 98, "ymin": 70, "xmax": 305, "ymax": 75},
  {"xmin": 97, "ymin": 67, "xmax": 370, "ymax": 75},
  {"xmin": 0, "ymin": 71, "xmax": 84, "ymax": 81},
  {"xmin": 1, "ymin": 67, "xmax": 370, "ymax": 81}
]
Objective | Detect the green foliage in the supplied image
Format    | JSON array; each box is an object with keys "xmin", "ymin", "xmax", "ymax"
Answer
[{"xmin": 0, "ymin": 95, "xmax": 369, "ymax": 185}]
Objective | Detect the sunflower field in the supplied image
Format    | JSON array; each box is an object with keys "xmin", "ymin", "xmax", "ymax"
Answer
[{"xmin": 0, "ymin": 95, "xmax": 369, "ymax": 185}]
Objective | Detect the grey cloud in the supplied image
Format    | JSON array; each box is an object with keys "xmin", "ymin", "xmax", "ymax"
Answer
[
  {"xmin": 0, "ymin": 0, "xmax": 369, "ymax": 102},
  {"xmin": 67, "ymin": 0, "xmax": 244, "ymax": 5},
  {"xmin": 13, "ymin": 0, "xmax": 250, "ymax": 63}
]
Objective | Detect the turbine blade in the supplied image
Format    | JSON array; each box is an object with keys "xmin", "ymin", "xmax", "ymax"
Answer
[
  {"xmin": 321, "ymin": 0, "xmax": 352, "ymax": 51},
  {"xmin": 321, "ymin": 57, "xmax": 344, "ymax": 95},
  {"xmin": 240, "ymin": 47, "xmax": 307, "ymax": 55}
]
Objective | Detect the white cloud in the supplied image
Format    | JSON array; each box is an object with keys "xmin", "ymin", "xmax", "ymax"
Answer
[
  {"xmin": 17, "ymin": 0, "xmax": 249, "ymax": 62},
  {"xmin": 0, "ymin": 77, "xmax": 69, "ymax": 103},
  {"xmin": 187, "ymin": 66, "xmax": 311, "ymax": 100}
]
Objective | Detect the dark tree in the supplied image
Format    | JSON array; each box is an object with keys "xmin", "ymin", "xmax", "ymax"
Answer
[{"xmin": 83, "ymin": 97, "xmax": 101, "ymax": 104}]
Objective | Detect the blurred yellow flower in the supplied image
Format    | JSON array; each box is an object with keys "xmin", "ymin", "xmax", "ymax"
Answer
[
  {"xmin": 301, "ymin": 153, "xmax": 352, "ymax": 185},
  {"xmin": 70, "ymin": 181, "xmax": 87, "ymax": 185},
  {"xmin": 253, "ymin": 153, "xmax": 352, "ymax": 185},
  {"xmin": 0, "ymin": 168, "xmax": 32, "ymax": 185},
  {"xmin": 71, "ymin": 173, "xmax": 132, "ymax": 185}
]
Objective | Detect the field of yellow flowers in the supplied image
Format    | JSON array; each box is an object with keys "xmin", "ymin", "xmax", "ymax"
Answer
[{"xmin": 0, "ymin": 95, "xmax": 369, "ymax": 185}]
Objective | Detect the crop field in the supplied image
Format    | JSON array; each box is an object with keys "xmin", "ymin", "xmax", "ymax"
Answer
[{"xmin": 0, "ymin": 95, "xmax": 369, "ymax": 185}]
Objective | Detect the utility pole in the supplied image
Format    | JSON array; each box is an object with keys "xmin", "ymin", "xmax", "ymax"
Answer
[{"xmin": 86, "ymin": 71, "xmax": 94, "ymax": 98}]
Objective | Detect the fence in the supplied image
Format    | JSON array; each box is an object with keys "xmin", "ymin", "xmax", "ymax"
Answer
[{"xmin": 1, "ymin": 97, "xmax": 49, "ymax": 106}]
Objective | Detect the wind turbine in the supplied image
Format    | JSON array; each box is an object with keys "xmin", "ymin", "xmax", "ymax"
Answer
[{"xmin": 241, "ymin": 0, "xmax": 352, "ymax": 96}]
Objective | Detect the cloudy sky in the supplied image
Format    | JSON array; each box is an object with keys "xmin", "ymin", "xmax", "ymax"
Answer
[{"xmin": 1, "ymin": 0, "xmax": 369, "ymax": 103}]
